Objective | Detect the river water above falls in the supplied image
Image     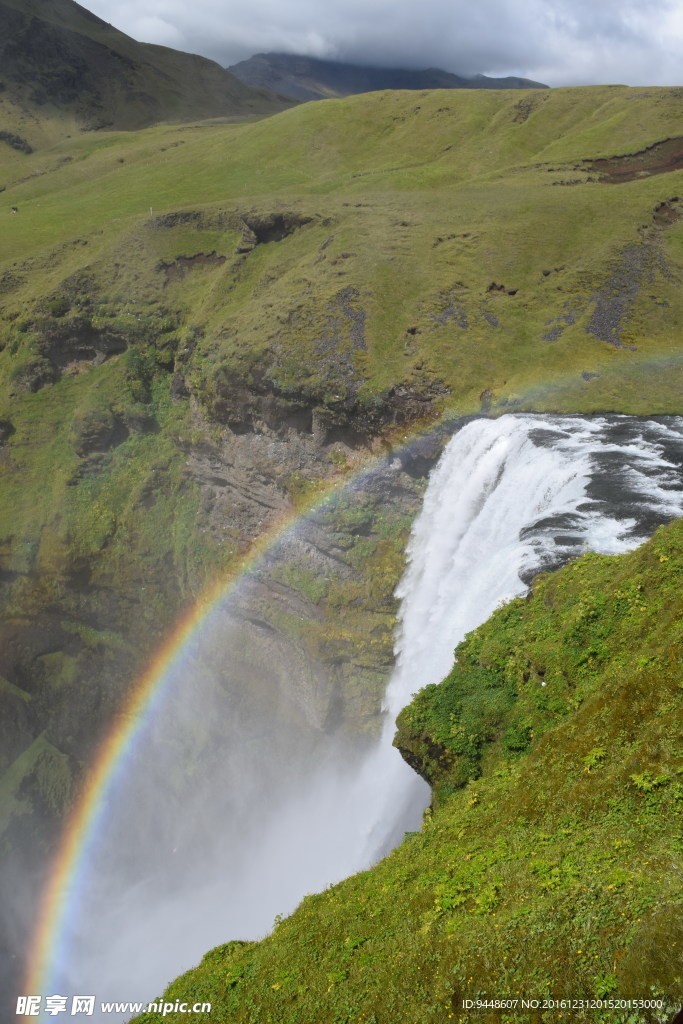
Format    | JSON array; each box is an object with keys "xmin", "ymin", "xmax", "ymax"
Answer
[{"xmin": 53, "ymin": 414, "xmax": 683, "ymax": 1019}]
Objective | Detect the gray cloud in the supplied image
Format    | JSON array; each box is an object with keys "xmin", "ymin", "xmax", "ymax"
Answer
[{"xmin": 86, "ymin": 0, "xmax": 683, "ymax": 86}]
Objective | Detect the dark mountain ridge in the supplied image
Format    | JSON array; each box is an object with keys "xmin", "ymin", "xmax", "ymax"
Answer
[
  {"xmin": 228, "ymin": 51, "xmax": 549, "ymax": 102},
  {"xmin": 0, "ymin": 0, "xmax": 293, "ymax": 135}
]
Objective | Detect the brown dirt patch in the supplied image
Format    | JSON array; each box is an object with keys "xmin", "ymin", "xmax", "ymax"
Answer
[
  {"xmin": 652, "ymin": 196, "xmax": 682, "ymax": 226},
  {"xmin": 586, "ymin": 136, "xmax": 683, "ymax": 184}
]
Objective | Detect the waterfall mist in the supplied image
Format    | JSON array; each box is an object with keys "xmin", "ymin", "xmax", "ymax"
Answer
[{"xmin": 38, "ymin": 414, "xmax": 683, "ymax": 1019}]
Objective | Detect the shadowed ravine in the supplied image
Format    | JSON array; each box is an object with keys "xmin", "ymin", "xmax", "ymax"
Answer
[{"xmin": 45, "ymin": 414, "xmax": 683, "ymax": 1019}]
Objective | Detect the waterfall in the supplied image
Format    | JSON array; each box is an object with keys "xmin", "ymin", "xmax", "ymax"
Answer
[
  {"xmin": 55, "ymin": 415, "xmax": 683, "ymax": 1018},
  {"xmin": 341, "ymin": 413, "xmax": 683, "ymax": 863},
  {"xmin": 386, "ymin": 413, "xmax": 683, "ymax": 718}
]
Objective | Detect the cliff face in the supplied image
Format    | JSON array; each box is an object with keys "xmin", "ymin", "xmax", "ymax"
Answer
[
  {"xmin": 0, "ymin": 172, "xmax": 455, "ymax": 953},
  {"xmin": 133, "ymin": 518, "xmax": 683, "ymax": 1022},
  {"xmin": 0, "ymin": 300, "xmax": 436, "ymax": 986},
  {"xmin": 0, "ymin": 240, "xmax": 435, "ymax": 1005}
]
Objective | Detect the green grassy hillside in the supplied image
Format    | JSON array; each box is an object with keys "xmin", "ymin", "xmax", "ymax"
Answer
[
  {"xmin": 3, "ymin": 85, "xmax": 683, "ymax": 424},
  {"xmin": 133, "ymin": 517, "xmax": 683, "ymax": 1023}
]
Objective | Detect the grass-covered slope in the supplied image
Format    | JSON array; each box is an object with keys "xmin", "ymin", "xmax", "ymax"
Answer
[
  {"xmin": 133, "ymin": 517, "xmax": 683, "ymax": 1023},
  {"xmin": 3, "ymin": 86, "xmax": 683, "ymax": 424},
  {"xmin": 0, "ymin": 0, "xmax": 291, "ymax": 142}
]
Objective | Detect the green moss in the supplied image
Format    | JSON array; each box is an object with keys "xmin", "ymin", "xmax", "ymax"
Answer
[
  {"xmin": 269, "ymin": 564, "xmax": 330, "ymax": 605},
  {"xmin": 59, "ymin": 621, "xmax": 130, "ymax": 653},
  {"xmin": 31, "ymin": 742, "xmax": 75, "ymax": 814},
  {"xmin": 396, "ymin": 665, "xmax": 517, "ymax": 790}
]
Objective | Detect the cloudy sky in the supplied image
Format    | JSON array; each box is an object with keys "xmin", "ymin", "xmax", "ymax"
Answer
[{"xmin": 83, "ymin": 0, "xmax": 683, "ymax": 86}]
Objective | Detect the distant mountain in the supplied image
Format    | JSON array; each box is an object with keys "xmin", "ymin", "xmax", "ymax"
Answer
[
  {"xmin": 228, "ymin": 52, "xmax": 548, "ymax": 102},
  {"xmin": 0, "ymin": 0, "xmax": 293, "ymax": 134}
]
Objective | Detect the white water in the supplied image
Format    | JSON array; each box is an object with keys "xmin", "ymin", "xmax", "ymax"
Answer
[
  {"xmin": 54, "ymin": 414, "xmax": 683, "ymax": 1020},
  {"xmin": 387, "ymin": 414, "xmax": 683, "ymax": 712}
]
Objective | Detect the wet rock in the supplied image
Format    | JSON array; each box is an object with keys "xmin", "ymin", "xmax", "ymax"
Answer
[
  {"xmin": 480, "ymin": 388, "xmax": 493, "ymax": 413},
  {"xmin": 236, "ymin": 220, "xmax": 259, "ymax": 253},
  {"xmin": 652, "ymin": 197, "xmax": 681, "ymax": 227}
]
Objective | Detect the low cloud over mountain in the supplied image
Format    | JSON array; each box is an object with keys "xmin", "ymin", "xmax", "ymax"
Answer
[{"xmin": 84, "ymin": 0, "xmax": 683, "ymax": 87}]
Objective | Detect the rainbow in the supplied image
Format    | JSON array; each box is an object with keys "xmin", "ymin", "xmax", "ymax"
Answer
[
  {"xmin": 22, "ymin": 498, "xmax": 317, "ymax": 1010},
  {"xmin": 21, "ymin": 421, "xmax": 444, "ymax": 1016}
]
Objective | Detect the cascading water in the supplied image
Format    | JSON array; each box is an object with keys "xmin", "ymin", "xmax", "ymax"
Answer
[
  {"xmin": 45, "ymin": 415, "xmax": 683, "ymax": 1020},
  {"xmin": 345, "ymin": 413, "xmax": 683, "ymax": 863}
]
